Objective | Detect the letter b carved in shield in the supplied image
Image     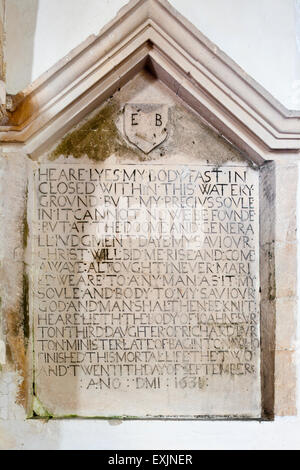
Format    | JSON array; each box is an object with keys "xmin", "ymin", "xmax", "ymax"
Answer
[{"xmin": 124, "ymin": 104, "xmax": 169, "ymax": 154}]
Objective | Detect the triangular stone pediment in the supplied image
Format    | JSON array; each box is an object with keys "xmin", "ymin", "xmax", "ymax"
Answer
[
  {"xmin": 0, "ymin": 0, "xmax": 299, "ymax": 163},
  {"xmin": 46, "ymin": 70, "xmax": 246, "ymax": 166}
]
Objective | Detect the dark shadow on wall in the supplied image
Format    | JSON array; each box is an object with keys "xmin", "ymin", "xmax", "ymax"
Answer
[{"xmin": 5, "ymin": 0, "xmax": 39, "ymax": 94}]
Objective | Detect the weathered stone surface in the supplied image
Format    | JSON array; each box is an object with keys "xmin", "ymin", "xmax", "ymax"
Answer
[
  {"xmin": 276, "ymin": 297, "xmax": 297, "ymax": 351},
  {"xmin": 0, "ymin": 69, "xmax": 296, "ymax": 422},
  {"xmin": 0, "ymin": 152, "xmax": 30, "ymax": 408},
  {"xmin": 275, "ymin": 242, "xmax": 297, "ymax": 299},
  {"xmin": 32, "ymin": 162, "xmax": 261, "ymax": 418}
]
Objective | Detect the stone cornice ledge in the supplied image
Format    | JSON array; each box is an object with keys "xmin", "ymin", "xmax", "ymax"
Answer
[{"xmin": 0, "ymin": 0, "xmax": 299, "ymax": 163}]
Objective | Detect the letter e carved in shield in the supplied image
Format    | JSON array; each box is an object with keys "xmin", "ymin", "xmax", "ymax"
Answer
[{"xmin": 124, "ymin": 104, "xmax": 169, "ymax": 154}]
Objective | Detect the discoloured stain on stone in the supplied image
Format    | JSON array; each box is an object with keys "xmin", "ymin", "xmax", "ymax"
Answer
[
  {"xmin": 267, "ymin": 245, "xmax": 276, "ymax": 302},
  {"xmin": 50, "ymin": 101, "xmax": 140, "ymax": 162},
  {"xmin": 0, "ymin": 152, "xmax": 29, "ymax": 410},
  {"xmin": 2, "ymin": 266, "xmax": 30, "ymax": 408},
  {"xmin": 49, "ymin": 70, "xmax": 247, "ymax": 165},
  {"xmin": 32, "ymin": 395, "xmax": 53, "ymax": 419},
  {"xmin": 22, "ymin": 187, "xmax": 29, "ymax": 249},
  {"xmin": 1, "ymin": 88, "xmax": 41, "ymax": 127},
  {"xmin": 51, "ymin": 102, "xmax": 119, "ymax": 161},
  {"xmin": 93, "ymin": 248, "xmax": 109, "ymax": 263},
  {"xmin": 5, "ymin": 306, "xmax": 27, "ymax": 406},
  {"xmin": 22, "ymin": 272, "xmax": 30, "ymax": 344},
  {"xmin": 50, "ymin": 100, "xmax": 143, "ymax": 162}
]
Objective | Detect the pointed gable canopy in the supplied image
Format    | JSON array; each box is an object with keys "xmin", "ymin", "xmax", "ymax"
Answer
[{"xmin": 0, "ymin": 0, "xmax": 299, "ymax": 163}]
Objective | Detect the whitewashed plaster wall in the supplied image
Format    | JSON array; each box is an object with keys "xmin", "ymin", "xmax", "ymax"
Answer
[{"xmin": 0, "ymin": 0, "xmax": 300, "ymax": 450}]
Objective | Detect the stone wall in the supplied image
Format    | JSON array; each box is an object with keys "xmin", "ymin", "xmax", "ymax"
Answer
[{"xmin": 0, "ymin": 0, "xmax": 299, "ymax": 450}]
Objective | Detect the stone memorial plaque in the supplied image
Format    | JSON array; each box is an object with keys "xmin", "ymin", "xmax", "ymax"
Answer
[{"xmin": 32, "ymin": 163, "xmax": 261, "ymax": 418}]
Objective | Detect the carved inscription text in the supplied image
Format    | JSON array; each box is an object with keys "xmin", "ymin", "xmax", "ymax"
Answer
[{"xmin": 33, "ymin": 164, "xmax": 261, "ymax": 417}]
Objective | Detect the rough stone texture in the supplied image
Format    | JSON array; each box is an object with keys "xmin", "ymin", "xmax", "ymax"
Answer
[
  {"xmin": 272, "ymin": 161, "xmax": 299, "ymax": 416},
  {"xmin": 50, "ymin": 102, "xmax": 122, "ymax": 162},
  {"xmin": 0, "ymin": 64, "xmax": 298, "ymax": 446},
  {"xmin": 259, "ymin": 162, "xmax": 276, "ymax": 419},
  {"xmin": 32, "ymin": 161, "xmax": 261, "ymax": 418},
  {"xmin": 0, "ymin": 0, "xmax": 298, "ymax": 450},
  {"xmin": 25, "ymin": 72, "xmax": 262, "ymax": 419},
  {"xmin": 48, "ymin": 71, "xmax": 246, "ymax": 166},
  {"xmin": 0, "ymin": 151, "xmax": 30, "ymax": 408}
]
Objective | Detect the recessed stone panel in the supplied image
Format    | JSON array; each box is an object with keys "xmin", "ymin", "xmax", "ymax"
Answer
[{"xmin": 32, "ymin": 162, "xmax": 261, "ymax": 418}]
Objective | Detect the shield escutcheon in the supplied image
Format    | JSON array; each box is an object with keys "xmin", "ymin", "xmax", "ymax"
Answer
[{"xmin": 124, "ymin": 104, "xmax": 169, "ymax": 153}]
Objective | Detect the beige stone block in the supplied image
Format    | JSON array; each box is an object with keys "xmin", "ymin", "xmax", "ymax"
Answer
[
  {"xmin": 260, "ymin": 298, "xmax": 275, "ymax": 418},
  {"xmin": 275, "ymin": 213, "xmax": 297, "ymax": 244},
  {"xmin": 0, "ymin": 81, "xmax": 5, "ymax": 106},
  {"xmin": 275, "ymin": 297, "xmax": 297, "ymax": 351},
  {"xmin": 274, "ymin": 242, "xmax": 297, "ymax": 299},
  {"xmin": 32, "ymin": 163, "xmax": 262, "ymax": 418},
  {"xmin": 260, "ymin": 243, "xmax": 275, "ymax": 303},
  {"xmin": 275, "ymin": 165, "xmax": 298, "ymax": 243},
  {"xmin": 275, "ymin": 350, "xmax": 297, "ymax": 416}
]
